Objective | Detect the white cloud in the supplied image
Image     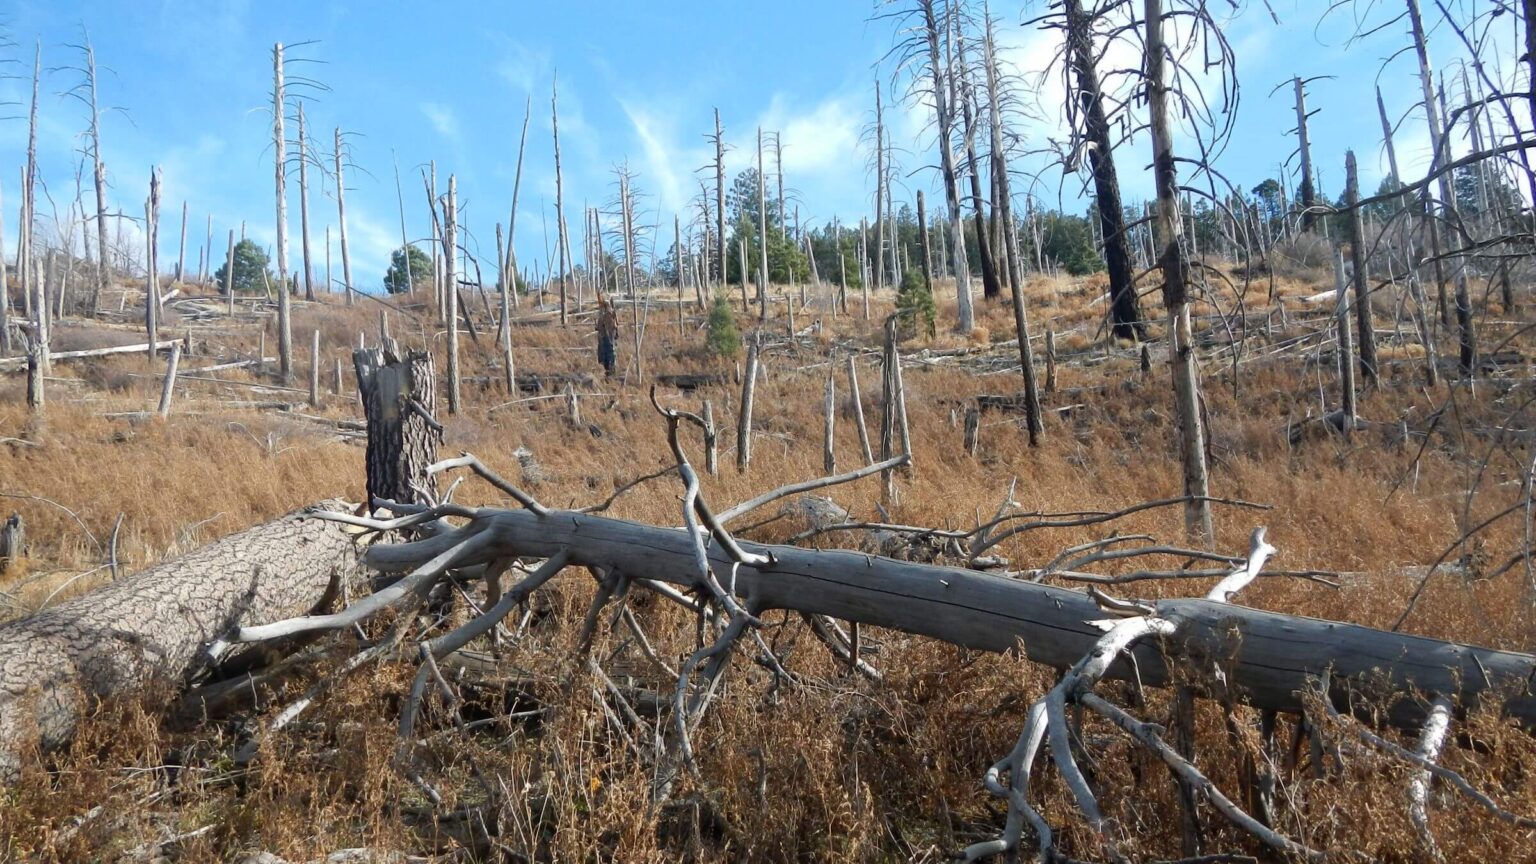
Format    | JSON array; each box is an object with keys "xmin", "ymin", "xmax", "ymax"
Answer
[{"xmin": 420, "ymin": 102, "xmax": 461, "ymax": 143}]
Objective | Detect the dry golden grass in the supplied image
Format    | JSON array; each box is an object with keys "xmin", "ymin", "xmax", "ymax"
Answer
[{"xmin": 2, "ymin": 271, "xmax": 1535, "ymax": 862}]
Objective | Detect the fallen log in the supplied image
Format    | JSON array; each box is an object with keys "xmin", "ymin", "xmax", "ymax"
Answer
[
  {"xmin": 0, "ymin": 339, "xmax": 182, "ymax": 372},
  {"xmin": 0, "ymin": 500, "xmax": 359, "ymax": 780},
  {"xmin": 364, "ymin": 506, "xmax": 1536, "ymax": 730}
]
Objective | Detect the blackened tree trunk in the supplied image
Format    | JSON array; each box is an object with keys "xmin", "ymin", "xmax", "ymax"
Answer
[
  {"xmin": 354, "ymin": 348, "xmax": 442, "ymax": 508},
  {"xmin": 1064, "ymin": 0, "xmax": 1144, "ymax": 340}
]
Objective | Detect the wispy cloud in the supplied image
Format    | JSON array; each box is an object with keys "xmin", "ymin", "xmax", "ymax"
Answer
[{"xmin": 420, "ymin": 102, "xmax": 461, "ymax": 143}]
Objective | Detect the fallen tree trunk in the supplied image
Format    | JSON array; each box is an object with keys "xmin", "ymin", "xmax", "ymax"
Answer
[
  {"xmin": 0, "ymin": 501, "xmax": 358, "ymax": 780},
  {"xmin": 365, "ymin": 507, "xmax": 1536, "ymax": 730},
  {"xmin": 0, "ymin": 339, "xmax": 182, "ymax": 372}
]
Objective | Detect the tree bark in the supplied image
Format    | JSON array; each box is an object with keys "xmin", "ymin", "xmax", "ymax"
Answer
[
  {"xmin": 920, "ymin": 0, "xmax": 974, "ymax": 332},
  {"xmin": 273, "ymin": 43, "xmax": 293, "ymax": 384},
  {"xmin": 297, "ymin": 103, "xmax": 314, "ymax": 302},
  {"xmin": 1345, "ymin": 152, "xmax": 1379, "ymax": 387},
  {"xmin": 1294, "ymin": 78, "xmax": 1317, "ymax": 233},
  {"xmin": 354, "ymin": 348, "xmax": 441, "ymax": 508},
  {"xmin": 443, "ymin": 176, "xmax": 461, "ymax": 414},
  {"xmin": 1145, "ymin": 0, "xmax": 1213, "ymax": 544},
  {"xmin": 0, "ymin": 501, "xmax": 359, "ymax": 781},
  {"xmin": 1064, "ymin": 0, "xmax": 1144, "ymax": 341}
]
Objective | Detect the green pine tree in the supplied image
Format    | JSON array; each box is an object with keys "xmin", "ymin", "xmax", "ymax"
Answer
[
  {"xmin": 705, "ymin": 292, "xmax": 741, "ymax": 358},
  {"xmin": 895, "ymin": 268, "xmax": 936, "ymax": 339}
]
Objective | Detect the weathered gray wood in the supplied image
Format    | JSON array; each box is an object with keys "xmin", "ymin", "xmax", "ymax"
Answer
[
  {"xmin": 296, "ymin": 103, "xmax": 314, "ymax": 301},
  {"xmin": 334, "ymin": 128, "xmax": 355, "ymax": 308},
  {"xmin": 175, "ymin": 200, "xmax": 188, "ymax": 283},
  {"xmin": 919, "ymin": 0, "xmax": 973, "ymax": 331},
  {"xmin": 273, "ymin": 43, "xmax": 292, "ymax": 383},
  {"xmin": 1345, "ymin": 152, "xmax": 1379, "ymax": 387},
  {"xmin": 223, "ymin": 228, "xmax": 236, "ymax": 317},
  {"xmin": 308, "ymin": 329, "xmax": 321, "ymax": 408},
  {"xmin": 713, "ymin": 108, "xmax": 727, "ymax": 294},
  {"xmin": 756, "ymin": 128, "xmax": 769, "ymax": 321},
  {"xmin": 145, "ymin": 169, "xmax": 161, "ymax": 363},
  {"xmin": 1294, "ymin": 77, "xmax": 1317, "ymax": 232},
  {"xmin": 0, "ymin": 501, "xmax": 358, "ymax": 781},
  {"xmin": 443, "ymin": 176, "xmax": 461, "ymax": 414},
  {"xmin": 552, "ymin": 75, "xmax": 571, "ymax": 326},
  {"xmin": 823, "ymin": 375, "xmax": 837, "ymax": 474},
  {"xmin": 368, "ymin": 507, "xmax": 1536, "ymax": 732},
  {"xmin": 24, "ymin": 337, "xmax": 43, "ymax": 413},
  {"xmin": 964, "ymin": 405, "xmax": 980, "ymax": 456},
  {"xmin": 737, "ymin": 342, "xmax": 759, "ymax": 472},
  {"xmin": 156, "ymin": 342, "xmax": 182, "ymax": 418},
  {"xmin": 1146, "ymin": 0, "xmax": 1213, "ymax": 544},
  {"xmin": 846, "ymin": 353, "xmax": 874, "ymax": 465},
  {"xmin": 0, "ymin": 339, "xmax": 181, "ymax": 372}
]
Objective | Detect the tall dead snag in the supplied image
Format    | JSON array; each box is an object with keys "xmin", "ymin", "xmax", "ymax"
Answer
[
  {"xmin": 757, "ymin": 128, "xmax": 770, "ymax": 321},
  {"xmin": 297, "ymin": 103, "xmax": 314, "ymax": 302},
  {"xmin": 1345, "ymin": 152, "xmax": 1378, "ymax": 387},
  {"xmin": 712, "ymin": 108, "xmax": 727, "ymax": 290},
  {"xmin": 22, "ymin": 41, "xmax": 40, "ymax": 326},
  {"xmin": 223, "ymin": 229, "xmax": 236, "ymax": 316},
  {"xmin": 1062, "ymin": 0, "xmax": 1144, "ymax": 340},
  {"xmin": 905, "ymin": 0, "xmax": 975, "ymax": 332},
  {"xmin": 334, "ymin": 128, "xmax": 354, "ymax": 307},
  {"xmin": 174, "ymin": 201, "xmax": 187, "ymax": 283},
  {"xmin": 67, "ymin": 34, "xmax": 111, "ymax": 316},
  {"xmin": 500, "ymin": 95, "xmax": 533, "ymax": 387},
  {"xmin": 442, "ymin": 176, "xmax": 461, "ymax": 414},
  {"xmin": 873, "ymin": 82, "xmax": 888, "ymax": 296},
  {"xmin": 1145, "ymin": 0, "xmax": 1213, "ymax": 543},
  {"xmin": 956, "ymin": 31, "xmax": 1002, "ymax": 301},
  {"xmin": 0, "ymin": 501, "xmax": 358, "ymax": 782},
  {"xmin": 0, "ymin": 177, "xmax": 8, "ymax": 356},
  {"xmin": 737, "ymin": 340, "xmax": 759, "ymax": 472},
  {"xmin": 983, "ymin": 9, "xmax": 1024, "ymax": 296},
  {"xmin": 157, "ymin": 342, "xmax": 182, "ymax": 418},
  {"xmin": 144, "ymin": 168, "xmax": 161, "ymax": 363},
  {"xmin": 981, "ymin": 15, "xmax": 1043, "ymax": 444},
  {"xmin": 1293, "ymin": 77, "xmax": 1318, "ymax": 232},
  {"xmin": 272, "ymin": 43, "xmax": 293, "ymax": 383},
  {"xmin": 1334, "ymin": 248, "xmax": 1357, "ymax": 436},
  {"xmin": 354, "ymin": 348, "xmax": 442, "ymax": 508},
  {"xmin": 552, "ymin": 73, "xmax": 571, "ymax": 326},
  {"xmin": 1406, "ymin": 0, "xmax": 1476, "ymax": 376}
]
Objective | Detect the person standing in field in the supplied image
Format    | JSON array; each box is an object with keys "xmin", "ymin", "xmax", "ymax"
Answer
[{"xmin": 596, "ymin": 295, "xmax": 619, "ymax": 376}]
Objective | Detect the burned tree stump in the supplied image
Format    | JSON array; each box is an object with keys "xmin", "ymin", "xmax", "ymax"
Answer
[
  {"xmin": 0, "ymin": 515, "xmax": 22, "ymax": 572},
  {"xmin": 354, "ymin": 348, "xmax": 442, "ymax": 508}
]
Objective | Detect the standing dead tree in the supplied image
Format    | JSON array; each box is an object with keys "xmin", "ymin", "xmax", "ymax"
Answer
[
  {"xmin": 333, "ymin": 128, "xmax": 355, "ymax": 307},
  {"xmin": 552, "ymin": 73, "xmax": 572, "ymax": 326},
  {"xmin": 955, "ymin": 23, "xmax": 1003, "ymax": 301},
  {"xmin": 144, "ymin": 168, "xmax": 160, "ymax": 362},
  {"xmin": 1049, "ymin": 0, "xmax": 1145, "ymax": 340},
  {"xmin": 442, "ymin": 176, "xmax": 461, "ymax": 414},
  {"xmin": 272, "ymin": 43, "xmax": 292, "ymax": 382},
  {"xmin": 60, "ymin": 32, "xmax": 111, "ymax": 316},
  {"xmin": 885, "ymin": 0, "xmax": 976, "ymax": 333},
  {"xmin": 1405, "ymin": 0, "xmax": 1476, "ymax": 376},
  {"xmin": 981, "ymin": 5, "xmax": 1043, "ymax": 444}
]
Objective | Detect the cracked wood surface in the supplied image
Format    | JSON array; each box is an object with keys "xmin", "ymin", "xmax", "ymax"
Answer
[{"xmin": 0, "ymin": 500, "xmax": 358, "ymax": 780}]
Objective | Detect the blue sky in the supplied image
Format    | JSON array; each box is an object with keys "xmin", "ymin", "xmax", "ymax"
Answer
[{"xmin": 0, "ymin": 0, "xmax": 1520, "ymax": 292}]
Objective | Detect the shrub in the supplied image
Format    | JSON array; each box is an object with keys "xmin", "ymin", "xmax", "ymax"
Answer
[
  {"xmin": 705, "ymin": 293, "xmax": 741, "ymax": 358},
  {"xmin": 895, "ymin": 268, "xmax": 936, "ymax": 339}
]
